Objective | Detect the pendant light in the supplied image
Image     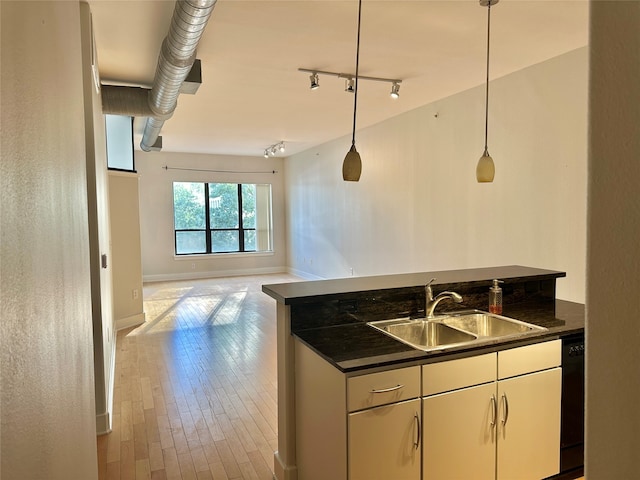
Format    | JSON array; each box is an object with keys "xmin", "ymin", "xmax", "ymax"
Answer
[
  {"xmin": 342, "ymin": 0, "xmax": 363, "ymax": 182},
  {"xmin": 476, "ymin": 0, "xmax": 498, "ymax": 183}
]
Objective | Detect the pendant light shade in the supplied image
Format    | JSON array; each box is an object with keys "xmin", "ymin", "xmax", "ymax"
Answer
[
  {"xmin": 476, "ymin": 148, "xmax": 495, "ymax": 182},
  {"xmin": 343, "ymin": 144, "xmax": 362, "ymax": 181},
  {"xmin": 476, "ymin": 0, "xmax": 498, "ymax": 183},
  {"xmin": 343, "ymin": 0, "xmax": 363, "ymax": 182}
]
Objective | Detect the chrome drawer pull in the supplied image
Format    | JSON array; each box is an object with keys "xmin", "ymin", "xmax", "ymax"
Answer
[
  {"xmin": 501, "ymin": 393, "xmax": 509, "ymax": 425},
  {"xmin": 490, "ymin": 395, "xmax": 497, "ymax": 427},
  {"xmin": 370, "ymin": 384, "xmax": 404, "ymax": 394}
]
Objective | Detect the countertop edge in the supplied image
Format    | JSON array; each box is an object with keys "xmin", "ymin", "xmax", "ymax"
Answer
[{"xmin": 263, "ymin": 265, "xmax": 566, "ymax": 305}]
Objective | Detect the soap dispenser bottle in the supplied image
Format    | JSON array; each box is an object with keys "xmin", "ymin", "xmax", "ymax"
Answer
[{"xmin": 489, "ymin": 279, "xmax": 504, "ymax": 314}]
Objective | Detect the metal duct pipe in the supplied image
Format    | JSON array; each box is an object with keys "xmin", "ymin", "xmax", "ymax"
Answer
[
  {"xmin": 101, "ymin": 86, "xmax": 155, "ymax": 117},
  {"xmin": 140, "ymin": 0, "xmax": 217, "ymax": 151}
]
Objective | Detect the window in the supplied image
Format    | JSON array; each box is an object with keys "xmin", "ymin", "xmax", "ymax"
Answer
[
  {"xmin": 173, "ymin": 182, "xmax": 273, "ymax": 255},
  {"xmin": 105, "ymin": 114, "xmax": 135, "ymax": 171}
]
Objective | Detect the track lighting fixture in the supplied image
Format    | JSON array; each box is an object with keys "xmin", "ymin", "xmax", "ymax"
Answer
[
  {"xmin": 299, "ymin": 68, "xmax": 401, "ymax": 99},
  {"xmin": 263, "ymin": 141, "xmax": 285, "ymax": 158},
  {"xmin": 309, "ymin": 72, "xmax": 320, "ymax": 90},
  {"xmin": 390, "ymin": 82, "xmax": 400, "ymax": 99}
]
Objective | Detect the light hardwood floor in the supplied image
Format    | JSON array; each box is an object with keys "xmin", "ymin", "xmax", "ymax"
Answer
[
  {"xmin": 97, "ymin": 273, "xmax": 585, "ymax": 480},
  {"xmin": 97, "ymin": 273, "xmax": 300, "ymax": 480}
]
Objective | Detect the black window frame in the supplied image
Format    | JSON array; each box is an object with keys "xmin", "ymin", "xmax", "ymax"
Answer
[{"xmin": 173, "ymin": 182, "xmax": 259, "ymax": 255}]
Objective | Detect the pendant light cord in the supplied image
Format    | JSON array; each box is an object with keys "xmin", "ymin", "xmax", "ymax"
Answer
[
  {"xmin": 483, "ymin": 2, "xmax": 491, "ymax": 153},
  {"xmin": 351, "ymin": 0, "xmax": 362, "ymax": 147}
]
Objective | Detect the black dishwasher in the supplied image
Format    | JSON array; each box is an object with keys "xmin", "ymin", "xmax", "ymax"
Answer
[{"xmin": 547, "ymin": 333, "xmax": 585, "ymax": 479}]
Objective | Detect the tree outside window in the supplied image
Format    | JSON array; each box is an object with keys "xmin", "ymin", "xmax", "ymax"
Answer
[{"xmin": 173, "ymin": 182, "xmax": 272, "ymax": 255}]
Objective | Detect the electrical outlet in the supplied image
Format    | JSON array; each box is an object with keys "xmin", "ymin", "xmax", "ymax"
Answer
[
  {"xmin": 132, "ymin": 289, "xmax": 139, "ymax": 300},
  {"xmin": 191, "ymin": 263, "xmax": 196, "ymax": 269}
]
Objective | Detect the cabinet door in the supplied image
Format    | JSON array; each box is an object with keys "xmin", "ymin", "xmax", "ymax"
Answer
[
  {"xmin": 348, "ymin": 398, "xmax": 420, "ymax": 480},
  {"xmin": 423, "ymin": 382, "xmax": 496, "ymax": 480},
  {"xmin": 497, "ymin": 367, "xmax": 562, "ymax": 480}
]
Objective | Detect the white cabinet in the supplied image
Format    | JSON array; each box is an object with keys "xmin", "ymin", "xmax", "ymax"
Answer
[
  {"xmin": 422, "ymin": 340, "xmax": 562, "ymax": 480},
  {"xmin": 295, "ymin": 337, "xmax": 561, "ymax": 480},
  {"xmin": 496, "ymin": 340, "xmax": 562, "ymax": 480},
  {"xmin": 347, "ymin": 366, "xmax": 421, "ymax": 480},
  {"xmin": 497, "ymin": 368, "xmax": 562, "ymax": 479},
  {"xmin": 423, "ymin": 382, "xmax": 497, "ymax": 480},
  {"xmin": 349, "ymin": 398, "xmax": 421, "ymax": 480},
  {"xmin": 294, "ymin": 339, "xmax": 421, "ymax": 480}
]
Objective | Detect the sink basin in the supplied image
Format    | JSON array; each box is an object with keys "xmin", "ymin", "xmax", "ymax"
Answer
[
  {"xmin": 367, "ymin": 310, "xmax": 546, "ymax": 352},
  {"xmin": 368, "ymin": 318, "xmax": 477, "ymax": 351},
  {"xmin": 442, "ymin": 312, "xmax": 546, "ymax": 337}
]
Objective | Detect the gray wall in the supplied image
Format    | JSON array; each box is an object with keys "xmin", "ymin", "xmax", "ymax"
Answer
[
  {"xmin": 137, "ymin": 151, "xmax": 286, "ymax": 282},
  {"xmin": 286, "ymin": 48, "xmax": 588, "ymax": 303},
  {"xmin": 109, "ymin": 171, "xmax": 144, "ymax": 330},
  {"xmin": 80, "ymin": 1, "xmax": 117, "ymax": 435},
  {"xmin": 586, "ymin": 1, "xmax": 640, "ymax": 476},
  {"xmin": 1, "ymin": 1, "xmax": 99, "ymax": 479}
]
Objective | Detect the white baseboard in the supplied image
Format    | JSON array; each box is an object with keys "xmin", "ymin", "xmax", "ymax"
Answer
[
  {"xmin": 96, "ymin": 411, "xmax": 111, "ymax": 436},
  {"xmin": 285, "ymin": 267, "xmax": 325, "ymax": 280},
  {"xmin": 273, "ymin": 451, "xmax": 298, "ymax": 480},
  {"xmin": 116, "ymin": 312, "xmax": 145, "ymax": 331},
  {"xmin": 143, "ymin": 266, "xmax": 287, "ymax": 283}
]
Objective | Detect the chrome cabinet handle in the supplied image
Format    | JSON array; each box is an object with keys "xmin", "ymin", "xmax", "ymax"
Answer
[
  {"xmin": 490, "ymin": 395, "xmax": 497, "ymax": 427},
  {"xmin": 369, "ymin": 384, "xmax": 404, "ymax": 394},
  {"xmin": 413, "ymin": 412, "xmax": 421, "ymax": 449},
  {"xmin": 501, "ymin": 393, "xmax": 509, "ymax": 425}
]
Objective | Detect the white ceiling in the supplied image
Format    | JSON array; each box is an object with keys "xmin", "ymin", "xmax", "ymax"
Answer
[{"xmin": 88, "ymin": 0, "xmax": 589, "ymax": 158}]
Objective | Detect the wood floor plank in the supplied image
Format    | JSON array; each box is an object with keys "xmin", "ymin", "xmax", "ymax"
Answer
[
  {"xmin": 97, "ymin": 273, "xmax": 298, "ymax": 480},
  {"xmin": 135, "ymin": 459, "xmax": 151, "ymax": 480}
]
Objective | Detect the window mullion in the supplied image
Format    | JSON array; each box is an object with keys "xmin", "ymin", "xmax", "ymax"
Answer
[
  {"xmin": 204, "ymin": 183, "xmax": 212, "ymax": 253},
  {"xmin": 237, "ymin": 184, "xmax": 245, "ymax": 252}
]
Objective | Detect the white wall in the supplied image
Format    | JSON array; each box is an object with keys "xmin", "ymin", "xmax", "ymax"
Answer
[
  {"xmin": 0, "ymin": 1, "xmax": 99, "ymax": 478},
  {"xmin": 586, "ymin": 1, "xmax": 640, "ymax": 476},
  {"xmin": 137, "ymin": 151, "xmax": 286, "ymax": 281},
  {"xmin": 80, "ymin": 1, "xmax": 117, "ymax": 436},
  {"xmin": 109, "ymin": 171, "xmax": 144, "ymax": 330},
  {"xmin": 286, "ymin": 48, "xmax": 588, "ymax": 303}
]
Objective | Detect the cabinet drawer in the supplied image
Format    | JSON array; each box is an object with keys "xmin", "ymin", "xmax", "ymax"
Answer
[
  {"xmin": 422, "ymin": 353, "xmax": 496, "ymax": 396},
  {"xmin": 347, "ymin": 366, "xmax": 420, "ymax": 412},
  {"xmin": 498, "ymin": 339, "xmax": 561, "ymax": 379}
]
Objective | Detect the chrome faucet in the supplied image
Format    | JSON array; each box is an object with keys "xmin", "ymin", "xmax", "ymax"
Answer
[{"xmin": 425, "ymin": 278, "xmax": 463, "ymax": 318}]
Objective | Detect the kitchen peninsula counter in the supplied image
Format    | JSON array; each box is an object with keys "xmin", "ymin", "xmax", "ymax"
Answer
[
  {"xmin": 263, "ymin": 265, "xmax": 584, "ymax": 480},
  {"xmin": 263, "ymin": 265, "xmax": 583, "ymax": 372}
]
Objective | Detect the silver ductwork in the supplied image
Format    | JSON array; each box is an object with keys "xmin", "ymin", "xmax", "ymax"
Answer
[
  {"xmin": 141, "ymin": 0, "xmax": 216, "ymax": 151},
  {"xmin": 101, "ymin": 86, "xmax": 155, "ymax": 117},
  {"xmin": 102, "ymin": 0, "xmax": 216, "ymax": 152}
]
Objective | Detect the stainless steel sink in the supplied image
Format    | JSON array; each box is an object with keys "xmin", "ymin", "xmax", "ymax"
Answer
[
  {"xmin": 367, "ymin": 310, "xmax": 546, "ymax": 352},
  {"xmin": 442, "ymin": 311, "xmax": 546, "ymax": 337},
  {"xmin": 368, "ymin": 318, "xmax": 477, "ymax": 351}
]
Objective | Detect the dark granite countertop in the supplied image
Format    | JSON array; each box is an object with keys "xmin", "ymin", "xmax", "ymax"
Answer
[
  {"xmin": 262, "ymin": 265, "xmax": 566, "ymax": 305},
  {"xmin": 293, "ymin": 299, "xmax": 584, "ymax": 373}
]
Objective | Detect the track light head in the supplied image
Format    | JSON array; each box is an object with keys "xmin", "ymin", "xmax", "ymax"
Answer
[
  {"xmin": 390, "ymin": 82, "xmax": 400, "ymax": 99},
  {"xmin": 345, "ymin": 77, "xmax": 355, "ymax": 93},
  {"xmin": 263, "ymin": 141, "xmax": 285, "ymax": 158},
  {"xmin": 299, "ymin": 68, "xmax": 402, "ymax": 101},
  {"xmin": 309, "ymin": 73, "xmax": 319, "ymax": 90}
]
